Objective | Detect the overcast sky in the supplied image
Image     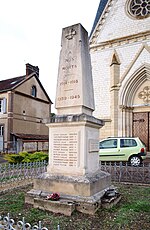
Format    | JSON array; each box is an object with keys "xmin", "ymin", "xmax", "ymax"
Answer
[{"xmin": 0, "ymin": 0, "xmax": 100, "ymax": 112}]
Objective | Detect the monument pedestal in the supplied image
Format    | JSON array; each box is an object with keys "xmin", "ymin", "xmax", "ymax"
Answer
[
  {"xmin": 26, "ymin": 169, "xmax": 111, "ymax": 215},
  {"xmin": 25, "ymin": 114, "xmax": 112, "ymax": 215},
  {"xmin": 47, "ymin": 114, "xmax": 105, "ymax": 176}
]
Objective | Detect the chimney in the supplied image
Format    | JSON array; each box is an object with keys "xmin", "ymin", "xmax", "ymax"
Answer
[{"xmin": 26, "ymin": 63, "xmax": 39, "ymax": 77}]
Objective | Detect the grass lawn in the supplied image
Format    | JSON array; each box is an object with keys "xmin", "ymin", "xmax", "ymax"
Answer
[{"xmin": 0, "ymin": 183, "xmax": 150, "ymax": 230}]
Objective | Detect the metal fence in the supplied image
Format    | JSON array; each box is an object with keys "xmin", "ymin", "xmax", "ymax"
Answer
[
  {"xmin": 0, "ymin": 161, "xmax": 150, "ymax": 184},
  {"xmin": 0, "ymin": 213, "xmax": 60, "ymax": 230},
  {"xmin": 0, "ymin": 161, "xmax": 48, "ymax": 184},
  {"xmin": 100, "ymin": 161, "xmax": 150, "ymax": 184}
]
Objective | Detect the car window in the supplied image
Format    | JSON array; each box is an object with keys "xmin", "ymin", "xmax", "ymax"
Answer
[
  {"xmin": 120, "ymin": 139, "xmax": 137, "ymax": 148},
  {"xmin": 99, "ymin": 139, "xmax": 117, "ymax": 149}
]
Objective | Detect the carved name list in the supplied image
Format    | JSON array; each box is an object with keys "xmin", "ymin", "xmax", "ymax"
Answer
[{"xmin": 52, "ymin": 132, "xmax": 79, "ymax": 167}]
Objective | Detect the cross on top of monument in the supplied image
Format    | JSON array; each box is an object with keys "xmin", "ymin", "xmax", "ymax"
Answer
[{"xmin": 65, "ymin": 28, "xmax": 76, "ymax": 40}]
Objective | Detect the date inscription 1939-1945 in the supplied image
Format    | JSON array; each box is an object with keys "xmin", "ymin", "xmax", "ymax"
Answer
[{"xmin": 58, "ymin": 95, "xmax": 80, "ymax": 101}]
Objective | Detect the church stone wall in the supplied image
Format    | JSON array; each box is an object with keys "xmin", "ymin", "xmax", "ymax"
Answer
[
  {"xmin": 97, "ymin": 0, "xmax": 150, "ymax": 44},
  {"xmin": 119, "ymin": 41, "xmax": 150, "ymax": 80},
  {"xmin": 90, "ymin": 0, "xmax": 150, "ymax": 141},
  {"xmin": 91, "ymin": 38, "xmax": 150, "ymax": 139},
  {"xmin": 91, "ymin": 39, "xmax": 150, "ymax": 119},
  {"xmin": 91, "ymin": 50, "xmax": 111, "ymax": 119}
]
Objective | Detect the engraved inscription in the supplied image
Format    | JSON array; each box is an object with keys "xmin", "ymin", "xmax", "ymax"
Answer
[
  {"xmin": 89, "ymin": 139, "xmax": 99, "ymax": 153},
  {"xmin": 53, "ymin": 133, "xmax": 78, "ymax": 167},
  {"xmin": 60, "ymin": 79, "xmax": 78, "ymax": 86},
  {"xmin": 62, "ymin": 65, "xmax": 77, "ymax": 71},
  {"xmin": 56, "ymin": 50, "xmax": 81, "ymax": 104},
  {"xmin": 62, "ymin": 52, "xmax": 77, "ymax": 80},
  {"xmin": 58, "ymin": 95, "xmax": 80, "ymax": 101}
]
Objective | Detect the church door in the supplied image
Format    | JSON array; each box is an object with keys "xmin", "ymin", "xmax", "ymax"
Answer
[{"xmin": 133, "ymin": 112, "xmax": 150, "ymax": 151}]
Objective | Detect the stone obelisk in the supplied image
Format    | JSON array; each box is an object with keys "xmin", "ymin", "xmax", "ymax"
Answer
[
  {"xmin": 26, "ymin": 23, "xmax": 111, "ymax": 215},
  {"xmin": 55, "ymin": 23, "xmax": 94, "ymax": 116}
]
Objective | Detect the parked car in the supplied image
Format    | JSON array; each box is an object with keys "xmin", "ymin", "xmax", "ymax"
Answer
[{"xmin": 99, "ymin": 137, "xmax": 147, "ymax": 166}]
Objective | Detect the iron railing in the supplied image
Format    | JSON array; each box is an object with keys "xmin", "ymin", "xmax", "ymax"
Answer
[
  {"xmin": 100, "ymin": 161, "xmax": 150, "ymax": 184},
  {"xmin": 0, "ymin": 161, "xmax": 48, "ymax": 184},
  {"xmin": 0, "ymin": 161, "xmax": 150, "ymax": 184},
  {"xmin": 0, "ymin": 213, "xmax": 60, "ymax": 230}
]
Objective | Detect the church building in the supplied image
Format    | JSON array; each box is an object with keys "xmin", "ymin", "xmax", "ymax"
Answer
[{"xmin": 89, "ymin": 0, "xmax": 150, "ymax": 151}]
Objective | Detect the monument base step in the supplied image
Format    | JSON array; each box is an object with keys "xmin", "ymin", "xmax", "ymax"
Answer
[
  {"xmin": 34, "ymin": 198, "xmax": 76, "ymax": 216},
  {"xmin": 25, "ymin": 186, "xmax": 121, "ymax": 215},
  {"xmin": 25, "ymin": 188, "xmax": 121, "ymax": 215},
  {"xmin": 25, "ymin": 170, "xmax": 120, "ymax": 216},
  {"xmin": 25, "ymin": 191, "xmax": 102, "ymax": 215},
  {"xmin": 25, "ymin": 187, "xmax": 104, "ymax": 215},
  {"xmin": 25, "ymin": 170, "xmax": 121, "ymax": 215}
]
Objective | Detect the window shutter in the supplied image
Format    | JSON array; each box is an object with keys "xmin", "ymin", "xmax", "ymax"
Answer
[{"xmin": 2, "ymin": 98, "xmax": 7, "ymax": 113}]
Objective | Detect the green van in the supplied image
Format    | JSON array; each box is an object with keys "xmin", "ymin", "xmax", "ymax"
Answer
[{"xmin": 99, "ymin": 137, "xmax": 147, "ymax": 166}]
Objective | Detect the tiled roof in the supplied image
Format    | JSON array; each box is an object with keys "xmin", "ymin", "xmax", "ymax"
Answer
[
  {"xmin": 0, "ymin": 74, "xmax": 53, "ymax": 104},
  {"xmin": 12, "ymin": 133, "xmax": 49, "ymax": 140},
  {"xmin": 90, "ymin": 0, "xmax": 109, "ymax": 37},
  {"xmin": 0, "ymin": 75, "xmax": 26, "ymax": 92}
]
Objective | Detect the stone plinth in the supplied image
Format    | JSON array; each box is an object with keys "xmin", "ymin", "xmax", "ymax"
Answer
[
  {"xmin": 25, "ymin": 169, "xmax": 111, "ymax": 215},
  {"xmin": 33, "ymin": 169, "xmax": 111, "ymax": 197}
]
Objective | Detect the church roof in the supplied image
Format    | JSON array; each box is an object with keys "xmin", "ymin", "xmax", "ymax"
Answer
[{"xmin": 90, "ymin": 0, "xmax": 109, "ymax": 37}]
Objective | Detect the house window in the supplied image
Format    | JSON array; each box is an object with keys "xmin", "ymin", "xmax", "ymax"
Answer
[
  {"xmin": 0, "ymin": 98, "xmax": 7, "ymax": 113},
  {"xmin": 31, "ymin": 85, "xmax": 37, "ymax": 97},
  {"xmin": 0, "ymin": 100, "xmax": 2, "ymax": 112},
  {"xmin": 0, "ymin": 125, "xmax": 4, "ymax": 136}
]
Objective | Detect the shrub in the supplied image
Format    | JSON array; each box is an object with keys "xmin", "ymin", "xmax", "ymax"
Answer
[
  {"xmin": 4, "ymin": 151, "xmax": 48, "ymax": 164},
  {"xmin": 4, "ymin": 153, "xmax": 25, "ymax": 163},
  {"xmin": 23, "ymin": 151, "xmax": 48, "ymax": 163}
]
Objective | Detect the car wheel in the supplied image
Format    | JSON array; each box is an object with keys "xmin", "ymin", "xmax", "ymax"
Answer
[{"xmin": 129, "ymin": 155, "xmax": 141, "ymax": 167}]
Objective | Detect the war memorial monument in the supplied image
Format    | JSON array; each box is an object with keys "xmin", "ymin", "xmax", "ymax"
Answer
[{"xmin": 25, "ymin": 23, "xmax": 114, "ymax": 215}]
